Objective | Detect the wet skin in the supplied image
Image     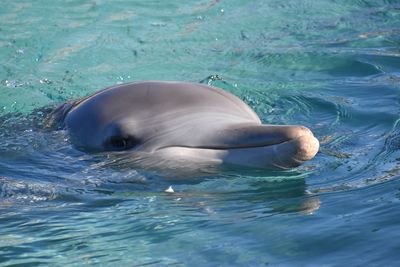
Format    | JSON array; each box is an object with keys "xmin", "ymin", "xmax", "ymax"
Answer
[{"xmin": 51, "ymin": 81, "xmax": 319, "ymax": 170}]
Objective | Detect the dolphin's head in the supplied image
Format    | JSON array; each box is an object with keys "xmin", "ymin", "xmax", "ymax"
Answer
[{"xmin": 61, "ymin": 81, "xmax": 319, "ymax": 170}]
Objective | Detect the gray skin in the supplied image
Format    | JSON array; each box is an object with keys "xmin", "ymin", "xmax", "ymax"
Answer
[{"xmin": 54, "ymin": 81, "xmax": 319, "ymax": 170}]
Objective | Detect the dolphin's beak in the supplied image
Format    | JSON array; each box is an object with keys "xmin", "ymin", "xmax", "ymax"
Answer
[
  {"xmin": 207, "ymin": 124, "xmax": 320, "ymax": 169},
  {"xmin": 211, "ymin": 124, "xmax": 316, "ymax": 149},
  {"xmin": 156, "ymin": 124, "xmax": 319, "ymax": 170},
  {"xmin": 216, "ymin": 124, "xmax": 320, "ymax": 169}
]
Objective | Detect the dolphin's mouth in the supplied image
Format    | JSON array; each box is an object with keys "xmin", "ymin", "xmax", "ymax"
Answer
[{"xmin": 155, "ymin": 125, "xmax": 320, "ymax": 169}]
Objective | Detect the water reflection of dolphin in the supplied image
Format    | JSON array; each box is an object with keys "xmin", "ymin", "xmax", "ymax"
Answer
[
  {"xmin": 48, "ymin": 81, "xmax": 319, "ymax": 170},
  {"xmin": 162, "ymin": 178, "xmax": 320, "ymax": 216}
]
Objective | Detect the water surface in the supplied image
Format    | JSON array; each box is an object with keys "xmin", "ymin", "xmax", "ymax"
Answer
[{"xmin": 1, "ymin": 0, "xmax": 400, "ymax": 266}]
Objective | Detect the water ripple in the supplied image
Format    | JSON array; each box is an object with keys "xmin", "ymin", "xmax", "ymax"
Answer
[{"xmin": 1, "ymin": 0, "xmax": 400, "ymax": 265}]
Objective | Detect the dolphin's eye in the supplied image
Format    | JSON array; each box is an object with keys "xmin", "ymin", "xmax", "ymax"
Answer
[
  {"xmin": 107, "ymin": 135, "xmax": 138, "ymax": 150},
  {"xmin": 110, "ymin": 136, "xmax": 127, "ymax": 149}
]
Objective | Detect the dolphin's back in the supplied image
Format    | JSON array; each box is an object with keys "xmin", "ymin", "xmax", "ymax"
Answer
[{"xmin": 67, "ymin": 81, "xmax": 260, "ymax": 124}]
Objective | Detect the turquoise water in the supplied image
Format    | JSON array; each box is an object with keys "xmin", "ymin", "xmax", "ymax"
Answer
[{"xmin": 1, "ymin": 0, "xmax": 400, "ymax": 265}]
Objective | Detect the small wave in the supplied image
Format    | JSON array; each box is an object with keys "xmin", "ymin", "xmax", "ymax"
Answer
[{"xmin": 0, "ymin": 176, "xmax": 58, "ymax": 204}]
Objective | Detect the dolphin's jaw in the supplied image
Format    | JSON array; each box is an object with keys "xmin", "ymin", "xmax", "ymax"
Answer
[
  {"xmin": 290, "ymin": 134, "xmax": 320, "ymax": 163},
  {"xmin": 272, "ymin": 126, "xmax": 320, "ymax": 167},
  {"xmin": 267, "ymin": 133, "xmax": 319, "ymax": 169},
  {"xmin": 154, "ymin": 127, "xmax": 319, "ymax": 170}
]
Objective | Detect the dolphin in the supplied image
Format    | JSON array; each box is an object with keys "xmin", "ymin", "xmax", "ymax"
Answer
[{"xmin": 48, "ymin": 81, "xmax": 319, "ymax": 170}]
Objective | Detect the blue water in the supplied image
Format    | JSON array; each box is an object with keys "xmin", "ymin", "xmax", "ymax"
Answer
[{"xmin": 1, "ymin": 0, "xmax": 400, "ymax": 265}]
